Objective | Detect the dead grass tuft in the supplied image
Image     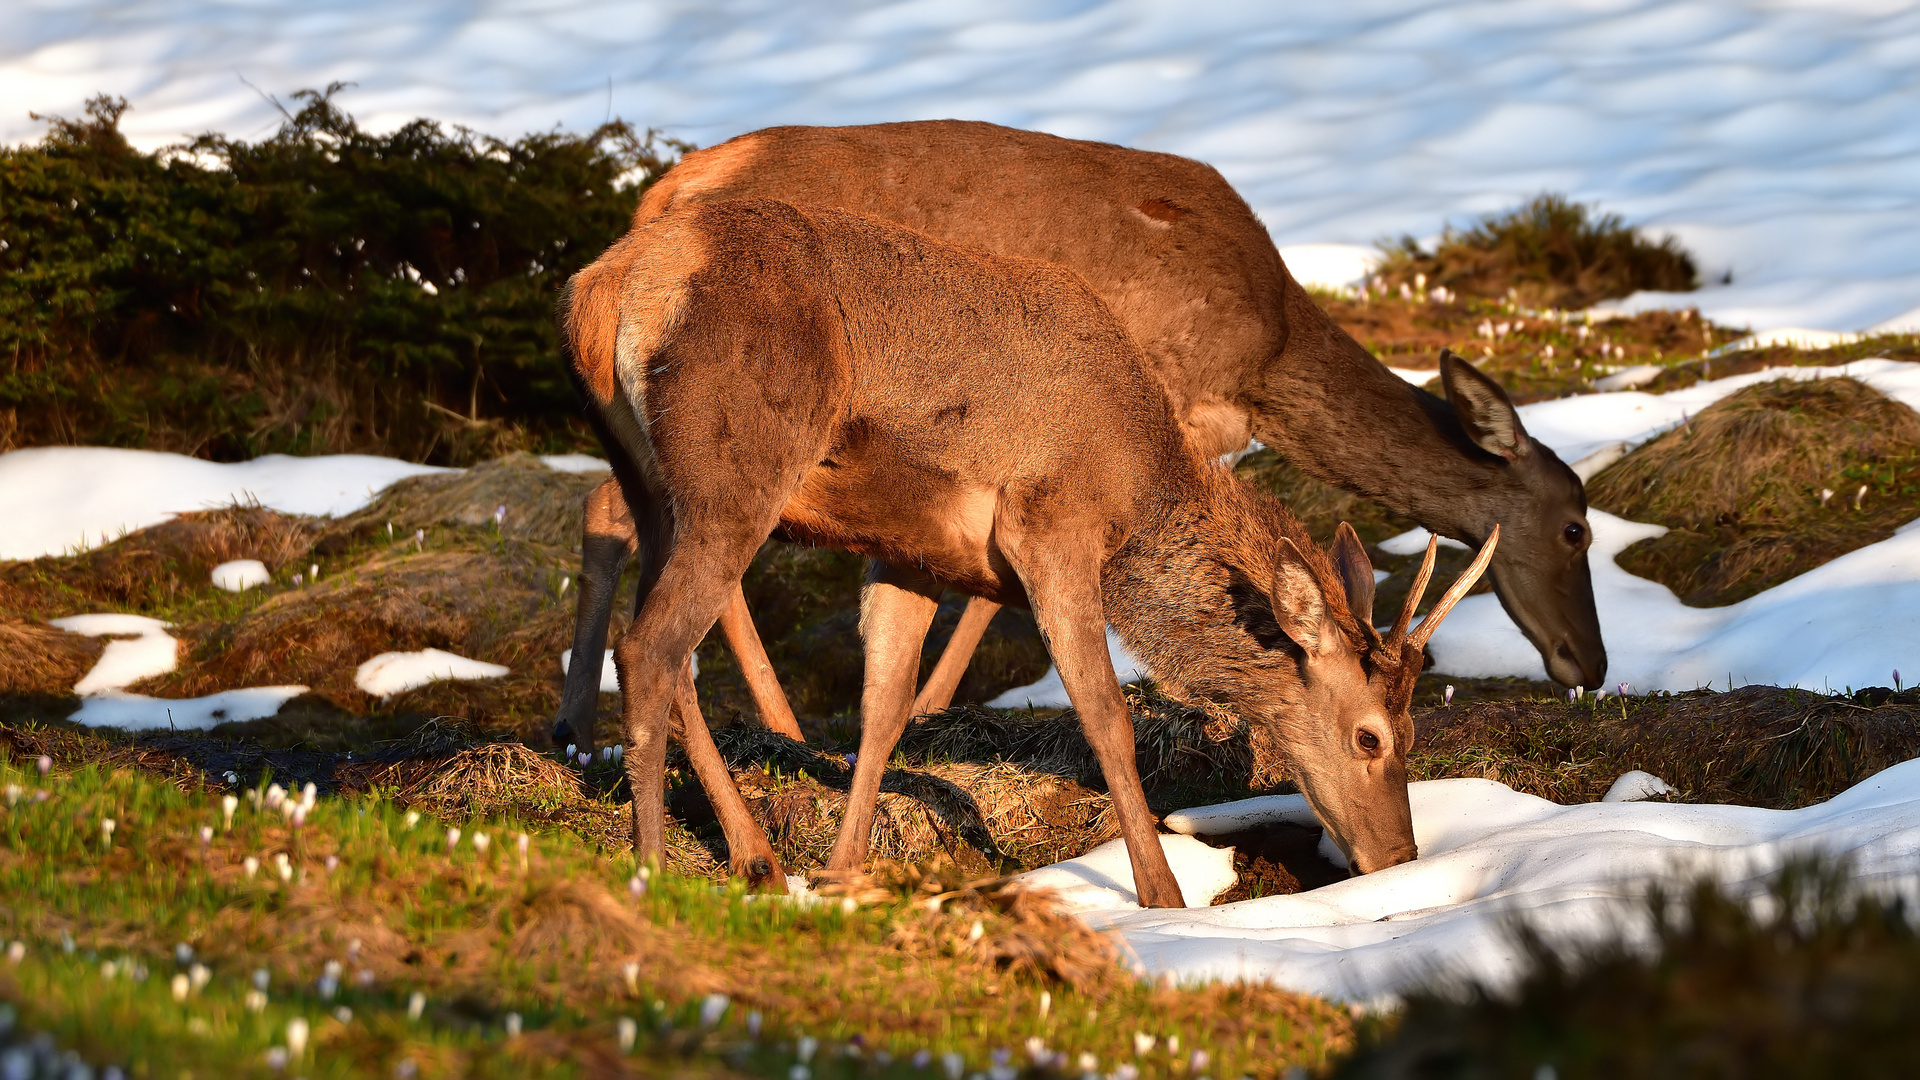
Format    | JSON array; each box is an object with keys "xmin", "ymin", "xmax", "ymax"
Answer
[
  {"xmin": 504, "ymin": 878, "xmax": 730, "ymax": 999},
  {"xmin": 0, "ymin": 618, "xmax": 102, "ymax": 694},
  {"xmin": 1374, "ymin": 193, "xmax": 1697, "ymax": 310},
  {"xmin": 321, "ymin": 452, "xmax": 604, "ymax": 552},
  {"xmin": 828, "ymin": 857, "xmax": 1121, "ymax": 989},
  {"xmin": 1416, "ymin": 684, "xmax": 1920, "ymax": 809},
  {"xmin": 1588, "ymin": 377, "xmax": 1920, "ymax": 604},
  {"xmin": 0, "ymin": 504, "xmax": 323, "ymax": 621}
]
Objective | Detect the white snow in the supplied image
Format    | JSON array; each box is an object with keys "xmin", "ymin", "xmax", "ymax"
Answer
[
  {"xmin": 355, "ymin": 649, "xmax": 510, "ymax": 698},
  {"xmin": 67, "ymin": 686, "xmax": 310, "ymax": 731},
  {"xmin": 49, "ymin": 613, "xmax": 178, "ymax": 694},
  {"xmin": 0, "ymin": 447, "xmax": 449, "ymax": 562},
  {"xmin": 48, "ymin": 613, "xmax": 305, "ymax": 728},
  {"xmin": 539, "ymin": 454, "xmax": 611, "ymax": 474},
  {"xmin": 1378, "ymin": 527, "xmax": 1469, "ymax": 556},
  {"xmin": 1017, "ymin": 833, "xmax": 1240, "ymax": 913},
  {"xmin": 1056, "ymin": 760, "xmax": 1920, "ymax": 1002},
  {"xmin": 1602, "ymin": 770, "xmax": 1676, "ymax": 803},
  {"xmin": 4, "ymin": 3, "xmax": 1919, "ymax": 337},
  {"xmin": 987, "ymin": 626, "xmax": 1146, "ymax": 710},
  {"xmin": 560, "ymin": 647, "xmax": 697, "ymax": 692},
  {"xmin": 210, "ymin": 559, "xmax": 271, "ymax": 592}
]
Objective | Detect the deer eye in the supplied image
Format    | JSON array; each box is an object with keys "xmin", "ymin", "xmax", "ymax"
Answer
[
  {"xmin": 1562, "ymin": 522, "xmax": 1585, "ymax": 546},
  {"xmin": 1357, "ymin": 730, "xmax": 1380, "ymax": 753}
]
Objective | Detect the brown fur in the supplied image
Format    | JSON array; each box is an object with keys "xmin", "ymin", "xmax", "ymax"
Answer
[
  {"xmin": 550, "ymin": 121, "xmax": 1602, "ymax": 756},
  {"xmin": 567, "ymin": 200, "xmax": 1487, "ymax": 902}
]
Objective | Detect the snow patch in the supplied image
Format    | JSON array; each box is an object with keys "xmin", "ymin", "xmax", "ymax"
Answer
[
  {"xmin": 986, "ymin": 626, "xmax": 1146, "ymax": 710},
  {"xmin": 0, "ymin": 447, "xmax": 450, "ymax": 561},
  {"xmin": 48, "ymin": 613, "xmax": 304, "ymax": 728},
  {"xmin": 49, "ymin": 614, "xmax": 178, "ymax": 694},
  {"xmin": 1275, "ymin": 244, "xmax": 1378, "ymax": 292},
  {"xmin": 539, "ymin": 454, "xmax": 611, "ymax": 474},
  {"xmin": 68, "ymin": 687, "xmax": 310, "ymax": 731},
  {"xmin": 1016, "ymin": 833, "xmax": 1239, "ymax": 913},
  {"xmin": 1378, "ymin": 527, "xmax": 1469, "ymax": 556},
  {"xmin": 210, "ymin": 559, "xmax": 271, "ymax": 592},
  {"xmin": 561, "ymin": 647, "xmax": 697, "ymax": 692},
  {"xmin": 355, "ymin": 649, "xmax": 510, "ymax": 698},
  {"xmin": 1073, "ymin": 761, "xmax": 1920, "ymax": 1002},
  {"xmin": 1603, "ymin": 770, "xmax": 1675, "ymax": 804}
]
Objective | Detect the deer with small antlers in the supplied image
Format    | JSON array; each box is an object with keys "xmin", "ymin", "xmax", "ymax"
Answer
[
  {"xmin": 551, "ymin": 120, "xmax": 1599, "ymax": 759},
  {"xmin": 564, "ymin": 198, "xmax": 1496, "ymax": 904}
]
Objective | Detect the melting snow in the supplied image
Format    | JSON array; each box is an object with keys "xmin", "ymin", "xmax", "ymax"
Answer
[
  {"xmin": 560, "ymin": 647, "xmax": 696, "ymax": 693},
  {"xmin": 355, "ymin": 649, "xmax": 510, "ymax": 698},
  {"xmin": 210, "ymin": 559, "xmax": 271, "ymax": 592},
  {"xmin": 1041, "ymin": 761, "xmax": 1920, "ymax": 1002},
  {"xmin": 49, "ymin": 613, "xmax": 305, "ymax": 729},
  {"xmin": 0, "ymin": 447, "xmax": 450, "ymax": 562}
]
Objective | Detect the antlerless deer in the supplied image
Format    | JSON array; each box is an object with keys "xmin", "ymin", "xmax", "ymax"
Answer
[
  {"xmin": 552, "ymin": 120, "xmax": 1600, "ymax": 755},
  {"xmin": 564, "ymin": 198, "xmax": 1496, "ymax": 905}
]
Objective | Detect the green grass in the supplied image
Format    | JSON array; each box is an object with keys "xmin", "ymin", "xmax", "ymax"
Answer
[{"xmin": 0, "ymin": 750, "xmax": 1351, "ymax": 1078}]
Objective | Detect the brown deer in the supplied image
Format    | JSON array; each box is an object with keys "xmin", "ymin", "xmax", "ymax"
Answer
[
  {"xmin": 550, "ymin": 120, "xmax": 1598, "ymax": 755},
  {"xmin": 564, "ymin": 198, "xmax": 1496, "ymax": 905}
]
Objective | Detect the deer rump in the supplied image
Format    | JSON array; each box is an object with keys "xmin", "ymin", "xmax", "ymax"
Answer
[
  {"xmin": 550, "ymin": 120, "xmax": 1603, "ymax": 761},
  {"xmin": 570, "ymin": 198, "xmax": 1494, "ymax": 906}
]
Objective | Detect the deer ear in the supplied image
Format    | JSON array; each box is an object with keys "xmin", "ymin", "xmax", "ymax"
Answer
[
  {"xmin": 1226, "ymin": 567, "xmax": 1297, "ymax": 654},
  {"xmin": 1330, "ymin": 522, "xmax": 1376, "ymax": 627},
  {"xmin": 1271, "ymin": 539, "xmax": 1329, "ymax": 649},
  {"xmin": 1441, "ymin": 348, "xmax": 1531, "ymax": 461}
]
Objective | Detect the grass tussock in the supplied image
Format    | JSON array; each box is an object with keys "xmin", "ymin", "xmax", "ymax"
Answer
[
  {"xmin": 322, "ymin": 453, "xmax": 608, "ymax": 552},
  {"xmin": 1414, "ymin": 684, "xmax": 1920, "ymax": 809},
  {"xmin": 1337, "ymin": 861, "xmax": 1920, "ymax": 1079},
  {"xmin": 1374, "ymin": 193, "xmax": 1697, "ymax": 310},
  {"xmin": 1587, "ymin": 377, "xmax": 1920, "ymax": 605}
]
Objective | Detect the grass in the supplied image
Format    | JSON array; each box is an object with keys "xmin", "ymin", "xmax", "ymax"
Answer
[
  {"xmin": 1371, "ymin": 193, "xmax": 1697, "ymax": 311},
  {"xmin": 1589, "ymin": 376, "xmax": 1920, "ymax": 604},
  {"xmin": 0, "ymin": 748, "xmax": 1352, "ymax": 1078}
]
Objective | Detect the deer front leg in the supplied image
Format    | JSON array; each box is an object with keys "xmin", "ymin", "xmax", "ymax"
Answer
[
  {"xmin": 717, "ymin": 582, "xmax": 805, "ymax": 740},
  {"xmin": 822, "ymin": 561, "xmax": 944, "ymax": 879},
  {"xmin": 1017, "ymin": 551, "xmax": 1185, "ymax": 909},
  {"xmin": 909, "ymin": 596, "xmax": 1002, "ymax": 716},
  {"xmin": 669, "ymin": 657, "xmax": 787, "ymax": 892},
  {"xmin": 553, "ymin": 477, "xmax": 637, "ymax": 752}
]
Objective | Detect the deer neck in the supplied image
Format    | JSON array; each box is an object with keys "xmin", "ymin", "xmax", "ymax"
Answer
[
  {"xmin": 1249, "ymin": 282, "xmax": 1506, "ymax": 541},
  {"xmin": 1101, "ymin": 478, "xmax": 1298, "ymax": 707}
]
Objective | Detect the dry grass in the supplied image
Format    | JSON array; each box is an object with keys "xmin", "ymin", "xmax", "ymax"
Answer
[
  {"xmin": 321, "ymin": 452, "xmax": 607, "ymax": 552},
  {"xmin": 1372, "ymin": 193, "xmax": 1697, "ymax": 310},
  {"xmin": 1587, "ymin": 377, "xmax": 1920, "ymax": 604},
  {"xmin": 1413, "ymin": 684, "xmax": 1920, "ymax": 809},
  {"xmin": 0, "ymin": 618, "xmax": 101, "ymax": 694}
]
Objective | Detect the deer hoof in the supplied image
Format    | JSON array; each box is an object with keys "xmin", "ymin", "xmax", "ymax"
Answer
[{"xmin": 549, "ymin": 717, "xmax": 577, "ymax": 748}]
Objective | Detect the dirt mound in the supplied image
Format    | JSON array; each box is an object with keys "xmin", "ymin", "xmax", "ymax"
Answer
[
  {"xmin": 324, "ymin": 452, "xmax": 604, "ymax": 551},
  {"xmin": 1587, "ymin": 377, "xmax": 1920, "ymax": 605},
  {"xmin": 1416, "ymin": 684, "xmax": 1920, "ymax": 809},
  {"xmin": 148, "ymin": 546, "xmax": 574, "ymax": 726},
  {"xmin": 0, "ymin": 618, "xmax": 101, "ymax": 694},
  {"xmin": 0, "ymin": 504, "xmax": 322, "ymax": 621},
  {"xmin": 1373, "ymin": 193, "xmax": 1697, "ymax": 310}
]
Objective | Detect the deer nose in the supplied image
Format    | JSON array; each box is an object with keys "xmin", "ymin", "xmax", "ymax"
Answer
[{"xmin": 1549, "ymin": 641, "xmax": 1605, "ymax": 689}]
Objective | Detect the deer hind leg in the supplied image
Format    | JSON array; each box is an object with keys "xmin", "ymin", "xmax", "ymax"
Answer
[
  {"xmin": 553, "ymin": 477, "xmax": 637, "ymax": 753},
  {"xmin": 910, "ymin": 595, "xmax": 1002, "ymax": 716},
  {"xmin": 718, "ymin": 582, "xmax": 805, "ymax": 740},
  {"xmin": 1011, "ymin": 544, "xmax": 1186, "ymax": 909},
  {"xmin": 668, "ymin": 656, "xmax": 787, "ymax": 892},
  {"xmin": 612, "ymin": 485, "xmax": 776, "ymax": 871},
  {"xmin": 822, "ymin": 561, "xmax": 944, "ymax": 879}
]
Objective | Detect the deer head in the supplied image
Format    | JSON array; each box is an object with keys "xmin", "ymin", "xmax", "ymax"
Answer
[{"xmin": 1260, "ymin": 521, "xmax": 1500, "ymax": 874}]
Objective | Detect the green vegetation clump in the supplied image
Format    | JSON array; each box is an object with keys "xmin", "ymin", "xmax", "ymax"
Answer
[
  {"xmin": 1375, "ymin": 193, "xmax": 1697, "ymax": 310},
  {"xmin": 0, "ymin": 89, "xmax": 680, "ymax": 464},
  {"xmin": 1337, "ymin": 862, "xmax": 1920, "ymax": 1079},
  {"xmin": 1587, "ymin": 377, "xmax": 1920, "ymax": 605}
]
